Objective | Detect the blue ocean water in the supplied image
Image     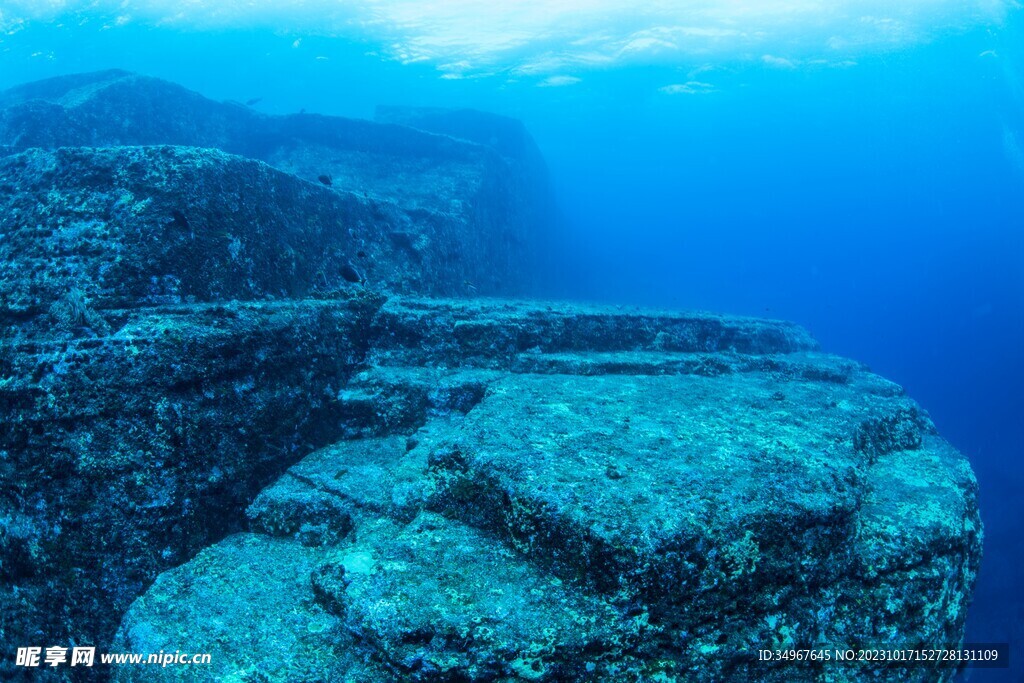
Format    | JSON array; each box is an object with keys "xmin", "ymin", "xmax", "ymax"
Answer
[{"xmin": 1, "ymin": 2, "xmax": 1022, "ymax": 679}]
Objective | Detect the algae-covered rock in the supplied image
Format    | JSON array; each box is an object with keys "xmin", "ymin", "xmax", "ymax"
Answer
[
  {"xmin": 332, "ymin": 512, "xmax": 644, "ymax": 681},
  {"xmin": 0, "ymin": 145, "xmax": 489, "ymax": 323},
  {"xmin": 0, "ymin": 71, "xmax": 982, "ymax": 683},
  {"xmin": 0, "ymin": 296, "xmax": 383, "ymax": 680},
  {"xmin": 112, "ymin": 533, "xmax": 390, "ymax": 683},
  {"xmin": 112, "ymin": 306, "xmax": 981, "ymax": 682},
  {"xmin": 421, "ymin": 369, "xmax": 979, "ymax": 679},
  {"xmin": 3, "ymin": 292, "xmax": 982, "ymax": 682}
]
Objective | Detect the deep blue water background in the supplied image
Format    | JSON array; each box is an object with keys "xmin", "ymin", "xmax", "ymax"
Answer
[{"xmin": 1, "ymin": 12, "xmax": 1022, "ymax": 680}]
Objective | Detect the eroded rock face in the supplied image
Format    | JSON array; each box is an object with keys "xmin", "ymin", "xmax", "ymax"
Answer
[
  {"xmin": 0, "ymin": 297, "xmax": 383, "ymax": 679},
  {"xmin": 0, "ymin": 71, "xmax": 981, "ymax": 683}
]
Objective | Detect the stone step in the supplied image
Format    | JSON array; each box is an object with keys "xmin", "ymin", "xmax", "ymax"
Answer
[
  {"xmin": 114, "ymin": 512, "xmax": 645, "ymax": 682},
  {"xmin": 509, "ymin": 349, "xmax": 860, "ymax": 380},
  {"xmin": 366, "ymin": 297, "xmax": 819, "ymax": 369},
  {"xmin": 247, "ymin": 435, "xmax": 432, "ymax": 543}
]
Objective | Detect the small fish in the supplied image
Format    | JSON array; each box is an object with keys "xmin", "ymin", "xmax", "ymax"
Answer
[
  {"xmin": 245, "ymin": 97, "xmax": 262, "ymax": 106},
  {"xmin": 318, "ymin": 174, "xmax": 333, "ymax": 187},
  {"xmin": 356, "ymin": 250, "xmax": 367, "ymax": 259},
  {"xmin": 168, "ymin": 210, "xmax": 190, "ymax": 230},
  {"xmin": 464, "ymin": 279, "xmax": 478, "ymax": 294},
  {"xmin": 340, "ymin": 263, "xmax": 362, "ymax": 283}
]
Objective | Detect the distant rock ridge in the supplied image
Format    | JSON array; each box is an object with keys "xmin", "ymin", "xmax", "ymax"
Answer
[
  {"xmin": 0, "ymin": 72, "xmax": 981, "ymax": 683},
  {"xmin": 0, "ymin": 69, "xmax": 555, "ymax": 297},
  {"xmin": 375, "ymin": 104, "xmax": 547, "ymax": 168}
]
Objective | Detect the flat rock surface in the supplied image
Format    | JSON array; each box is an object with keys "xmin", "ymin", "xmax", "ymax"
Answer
[{"xmin": 334, "ymin": 512, "xmax": 644, "ymax": 681}]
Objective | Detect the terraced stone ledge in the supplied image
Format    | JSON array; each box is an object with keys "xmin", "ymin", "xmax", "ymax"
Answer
[{"xmin": 106, "ymin": 298, "xmax": 981, "ymax": 682}]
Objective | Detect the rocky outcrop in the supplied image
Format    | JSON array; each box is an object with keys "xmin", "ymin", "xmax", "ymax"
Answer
[
  {"xmin": 0, "ymin": 145, "xmax": 487, "ymax": 324},
  {"xmin": 0, "ymin": 72, "xmax": 981, "ymax": 682},
  {"xmin": 108, "ymin": 298, "xmax": 981, "ymax": 682},
  {"xmin": 0, "ymin": 70, "xmax": 551, "ymax": 296}
]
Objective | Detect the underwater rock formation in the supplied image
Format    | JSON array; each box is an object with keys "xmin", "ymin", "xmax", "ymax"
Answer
[
  {"xmin": 112, "ymin": 299, "xmax": 981, "ymax": 682},
  {"xmin": 0, "ymin": 70, "xmax": 552, "ymax": 296},
  {"xmin": 0, "ymin": 72, "xmax": 981, "ymax": 682}
]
